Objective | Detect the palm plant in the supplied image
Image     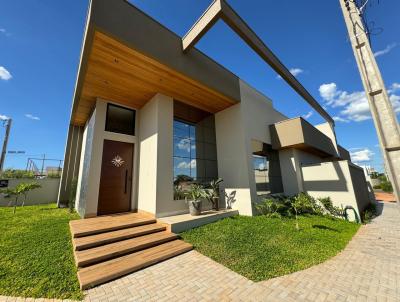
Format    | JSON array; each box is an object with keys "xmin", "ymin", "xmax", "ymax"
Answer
[
  {"xmin": 204, "ymin": 178, "xmax": 223, "ymax": 211},
  {"xmin": 19, "ymin": 182, "xmax": 41, "ymax": 207},
  {"xmin": 0, "ymin": 186, "xmax": 24, "ymax": 214},
  {"xmin": 0, "ymin": 182, "xmax": 41, "ymax": 213}
]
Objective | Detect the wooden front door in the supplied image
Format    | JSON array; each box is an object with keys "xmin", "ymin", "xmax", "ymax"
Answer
[{"xmin": 98, "ymin": 140, "xmax": 134, "ymax": 215}]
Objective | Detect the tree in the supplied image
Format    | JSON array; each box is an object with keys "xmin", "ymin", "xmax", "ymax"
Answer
[
  {"xmin": 0, "ymin": 182, "xmax": 41, "ymax": 213},
  {"xmin": 19, "ymin": 182, "xmax": 41, "ymax": 207},
  {"xmin": 0, "ymin": 186, "xmax": 24, "ymax": 214}
]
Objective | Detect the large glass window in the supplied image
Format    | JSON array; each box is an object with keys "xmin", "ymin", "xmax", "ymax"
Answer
[
  {"xmin": 253, "ymin": 143, "xmax": 283, "ymax": 196},
  {"xmin": 173, "ymin": 119, "xmax": 218, "ymax": 184},
  {"xmin": 105, "ymin": 104, "xmax": 136, "ymax": 136},
  {"xmin": 173, "ymin": 101, "xmax": 218, "ymax": 199},
  {"xmin": 253, "ymin": 154, "xmax": 270, "ymax": 195}
]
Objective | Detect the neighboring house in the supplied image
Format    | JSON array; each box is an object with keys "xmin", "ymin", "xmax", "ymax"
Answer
[{"xmin": 58, "ymin": 0, "xmax": 371, "ymax": 221}]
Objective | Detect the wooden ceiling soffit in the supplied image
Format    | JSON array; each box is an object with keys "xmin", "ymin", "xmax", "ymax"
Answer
[{"xmin": 73, "ymin": 31, "xmax": 236, "ymax": 125}]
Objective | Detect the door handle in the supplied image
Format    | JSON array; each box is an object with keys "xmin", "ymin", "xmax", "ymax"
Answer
[{"xmin": 124, "ymin": 169, "xmax": 128, "ymax": 194}]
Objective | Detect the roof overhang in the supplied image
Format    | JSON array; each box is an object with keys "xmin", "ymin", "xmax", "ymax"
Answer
[
  {"xmin": 182, "ymin": 0, "xmax": 335, "ymax": 127},
  {"xmin": 270, "ymin": 117, "xmax": 339, "ymax": 158},
  {"xmin": 70, "ymin": 0, "xmax": 241, "ymax": 126}
]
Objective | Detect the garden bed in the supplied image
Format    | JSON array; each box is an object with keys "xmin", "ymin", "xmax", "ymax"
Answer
[
  {"xmin": 181, "ymin": 215, "xmax": 359, "ymax": 282},
  {"xmin": 0, "ymin": 204, "xmax": 82, "ymax": 300}
]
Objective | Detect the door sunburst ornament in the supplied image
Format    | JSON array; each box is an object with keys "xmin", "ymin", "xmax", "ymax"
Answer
[{"xmin": 111, "ymin": 155, "xmax": 125, "ymax": 167}]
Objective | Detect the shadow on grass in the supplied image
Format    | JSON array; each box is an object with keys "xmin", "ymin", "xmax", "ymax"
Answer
[{"xmin": 312, "ymin": 224, "xmax": 339, "ymax": 232}]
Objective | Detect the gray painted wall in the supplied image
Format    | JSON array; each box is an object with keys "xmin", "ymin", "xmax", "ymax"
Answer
[{"xmin": 1, "ymin": 178, "xmax": 61, "ymax": 206}]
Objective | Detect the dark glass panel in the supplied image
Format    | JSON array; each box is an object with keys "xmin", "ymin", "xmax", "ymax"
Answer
[{"xmin": 105, "ymin": 104, "xmax": 135, "ymax": 136}]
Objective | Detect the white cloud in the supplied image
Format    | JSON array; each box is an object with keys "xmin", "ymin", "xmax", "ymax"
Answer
[
  {"xmin": 277, "ymin": 67, "xmax": 304, "ymax": 79},
  {"xmin": 289, "ymin": 68, "xmax": 304, "ymax": 77},
  {"xmin": 388, "ymin": 83, "xmax": 400, "ymax": 94},
  {"xmin": 177, "ymin": 138, "xmax": 190, "ymax": 152},
  {"xmin": 25, "ymin": 114, "xmax": 40, "ymax": 121},
  {"xmin": 302, "ymin": 111, "xmax": 313, "ymax": 119},
  {"xmin": 350, "ymin": 148, "xmax": 374, "ymax": 162},
  {"xmin": 177, "ymin": 159, "xmax": 196, "ymax": 169},
  {"xmin": 389, "ymin": 94, "xmax": 400, "ymax": 113},
  {"xmin": 374, "ymin": 43, "xmax": 397, "ymax": 58},
  {"xmin": 319, "ymin": 83, "xmax": 339, "ymax": 103},
  {"xmin": 319, "ymin": 82, "xmax": 400, "ymax": 122},
  {"xmin": 339, "ymin": 96, "xmax": 371, "ymax": 122},
  {"xmin": 176, "ymin": 138, "xmax": 195, "ymax": 152},
  {"xmin": 0, "ymin": 28, "xmax": 11, "ymax": 37},
  {"xmin": 0, "ymin": 66, "xmax": 12, "ymax": 80},
  {"xmin": 0, "ymin": 114, "xmax": 10, "ymax": 121},
  {"xmin": 319, "ymin": 82, "xmax": 366, "ymax": 108},
  {"xmin": 332, "ymin": 116, "xmax": 349, "ymax": 123}
]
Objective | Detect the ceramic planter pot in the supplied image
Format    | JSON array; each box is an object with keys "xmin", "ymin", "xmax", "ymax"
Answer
[{"xmin": 188, "ymin": 199, "xmax": 202, "ymax": 216}]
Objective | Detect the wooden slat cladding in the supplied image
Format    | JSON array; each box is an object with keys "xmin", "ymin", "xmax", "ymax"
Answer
[{"xmin": 73, "ymin": 31, "xmax": 237, "ymax": 125}]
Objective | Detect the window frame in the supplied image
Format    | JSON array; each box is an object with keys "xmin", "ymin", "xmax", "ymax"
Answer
[
  {"xmin": 173, "ymin": 118, "xmax": 218, "ymax": 184},
  {"xmin": 105, "ymin": 103, "xmax": 136, "ymax": 136}
]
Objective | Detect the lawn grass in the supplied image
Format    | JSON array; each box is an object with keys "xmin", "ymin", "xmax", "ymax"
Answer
[
  {"xmin": 0, "ymin": 203, "xmax": 83, "ymax": 300},
  {"xmin": 181, "ymin": 215, "xmax": 360, "ymax": 282}
]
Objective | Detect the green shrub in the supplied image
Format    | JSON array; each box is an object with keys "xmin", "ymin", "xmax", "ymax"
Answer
[
  {"xmin": 255, "ymin": 198, "xmax": 287, "ymax": 217},
  {"xmin": 361, "ymin": 202, "xmax": 377, "ymax": 223},
  {"xmin": 373, "ymin": 184, "xmax": 381, "ymax": 189},
  {"xmin": 256, "ymin": 193, "xmax": 324, "ymax": 219},
  {"xmin": 317, "ymin": 197, "xmax": 344, "ymax": 218},
  {"xmin": 378, "ymin": 175, "xmax": 387, "ymax": 182},
  {"xmin": 291, "ymin": 193, "xmax": 323, "ymax": 215},
  {"xmin": 0, "ymin": 169, "xmax": 35, "ymax": 179},
  {"xmin": 380, "ymin": 181, "xmax": 393, "ymax": 193},
  {"xmin": 370, "ymin": 172, "xmax": 379, "ymax": 179}
]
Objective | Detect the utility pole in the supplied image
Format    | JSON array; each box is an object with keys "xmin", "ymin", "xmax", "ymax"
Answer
[
  {"xmin": 0, "ymin": 118, "xmax": 12, "ymax": 173},
  {"xmin": 339, "ymin": 0, "xmax": 400, "ymax": 202}
]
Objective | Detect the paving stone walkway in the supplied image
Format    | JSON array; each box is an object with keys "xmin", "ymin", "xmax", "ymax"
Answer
[
  {"xmin": 1, "ymin": 202, "xmax": 399, "ymax": 302},
  {"xmin": 83, "ymin": 202, "xmax": 399, "ymax": 302}
]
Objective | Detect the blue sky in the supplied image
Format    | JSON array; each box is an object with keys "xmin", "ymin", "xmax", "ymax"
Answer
[{"xmin": 0, "ymin": 0, "xmax": 399, "ymax": 172}]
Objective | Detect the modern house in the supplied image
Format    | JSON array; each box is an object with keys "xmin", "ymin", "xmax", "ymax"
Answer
[{"xmin": 58, "ymin": 0, "xmax": 372, "ymax": 222}]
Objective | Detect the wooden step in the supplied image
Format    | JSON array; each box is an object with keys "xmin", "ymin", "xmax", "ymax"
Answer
[
  {"xmin": 70, "ymin": 213, "xmax": 156, "ymax": 238},
  {"xmin": 78, "ymin": 240, "xmax": 193, "ymax": 289},
  {"xmin": 75, "ymin": 231, "xmax": 178, "ymax": 267},
  {"xmin": 73, "ymin": 223, "xmax": 166, "ymax": 251}
]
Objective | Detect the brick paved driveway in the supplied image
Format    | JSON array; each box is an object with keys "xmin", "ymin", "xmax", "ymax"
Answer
[
  {"xmin": 83, "ymin": 202, "xmax": 399, "ymax": 302},
  {"xmin": 1, "ymin": 202, "xmax": 399, "ymax": 302}
]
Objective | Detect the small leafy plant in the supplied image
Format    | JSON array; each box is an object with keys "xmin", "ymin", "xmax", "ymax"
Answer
[
  {"xmin": 256, "ymin": 193, "xmax": 357, "ymax": 230},
  {"xmin": 255, "ymin": 197, "xmax": 289, "ymax": 218},
  {"xmin": 317, "ymin": 197, "xmax": 344, "ymax": 218},
  {"xmin": 184, "ymin": 184, "xmax": 208, "ymax": 216},
  {"xmin": 185, "ymin": 184, "xmax": 207, "ymax": 201}
]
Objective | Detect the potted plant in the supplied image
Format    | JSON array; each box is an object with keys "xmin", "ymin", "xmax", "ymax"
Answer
[
  {"xmin": 185, "ymin": 184, "xmax": 206, "ymax": 216},
  {"xmin": 205, "ymin": 178, "xmax": 223, "ymax": 211}
]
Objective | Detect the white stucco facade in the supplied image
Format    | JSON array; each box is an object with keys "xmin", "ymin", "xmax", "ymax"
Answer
[{"xmin": 72, "ymin": 83, "xmax": 371, "ymax": 221}]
